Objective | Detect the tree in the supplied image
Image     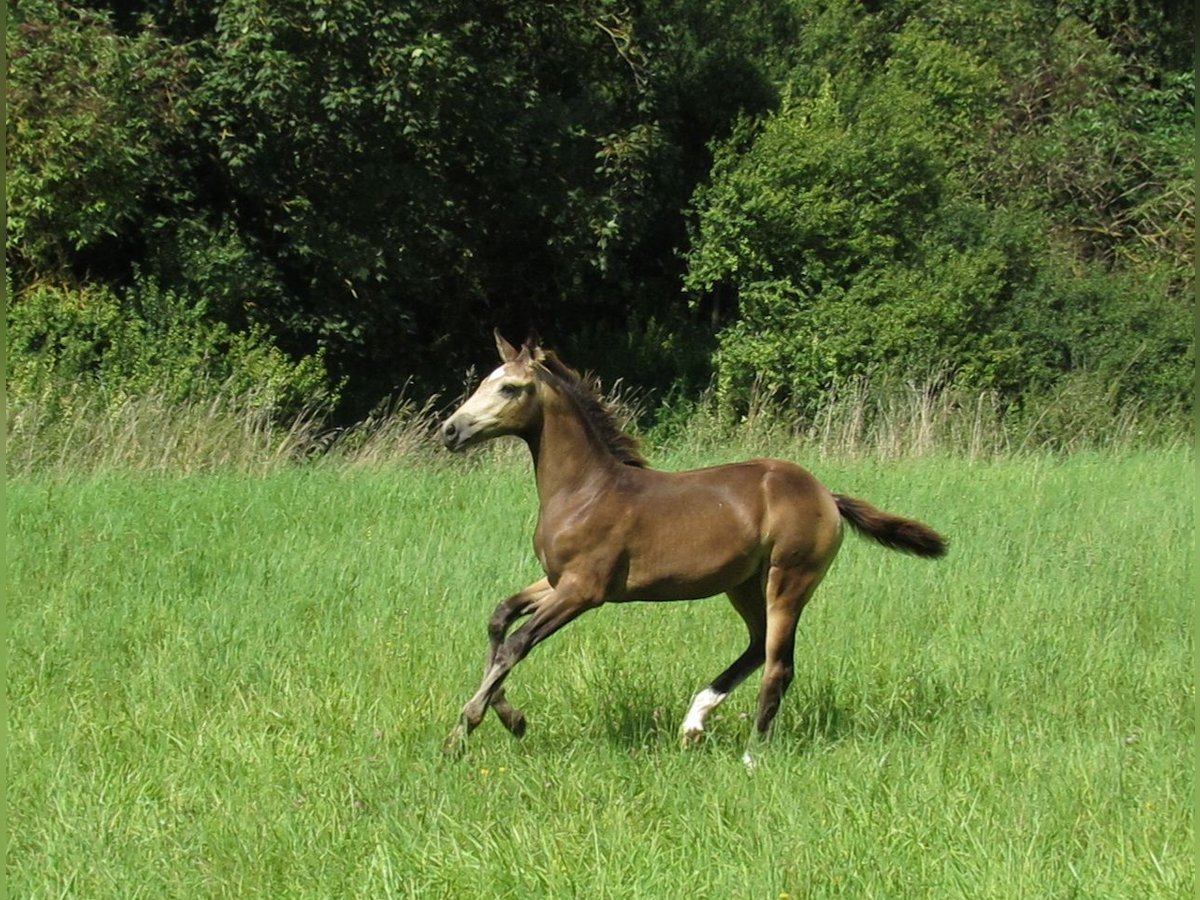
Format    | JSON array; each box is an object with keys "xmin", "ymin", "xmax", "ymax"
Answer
[
  {"xmin": 6, "ymin": 0, "xmax": 193, "ymax": 284},
  {"xmin": 190, "ymin": 0, "xmax": 666, "ymax": 402},
  {"xmin": 683, "ymin": 0, "xmax": 1193, "ymax": 418}
]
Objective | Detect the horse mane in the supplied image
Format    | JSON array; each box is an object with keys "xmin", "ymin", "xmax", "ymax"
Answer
[{"xmin": 534, "ymin": 351, "xmax": 648, "ymax": 468}]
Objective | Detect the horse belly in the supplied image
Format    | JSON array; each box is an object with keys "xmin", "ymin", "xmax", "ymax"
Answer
[{"xmin": 620, "ymin": 507, "xmax": 764, "ymax": 601}]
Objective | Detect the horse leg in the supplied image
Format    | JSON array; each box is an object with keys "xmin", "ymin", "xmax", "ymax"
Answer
[
  {"xmin": 680, "ymin": 578, "xmax": 766, "ymax": 745},
  {"xmin": 443, "ymin": 586, "xmax": 599, "ymax": 756},
  {"xmin": 744, "ymin": 564, "xmax": 824, "ymax": 765},
  {"xmin": 484, "ymin": 578, "xmax": 552, "ymax": 736}
]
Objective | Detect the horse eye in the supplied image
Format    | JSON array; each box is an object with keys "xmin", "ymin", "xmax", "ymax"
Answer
[{"xmin": 499, "ymin": 383, "xmax": 522, "ymax": 398}]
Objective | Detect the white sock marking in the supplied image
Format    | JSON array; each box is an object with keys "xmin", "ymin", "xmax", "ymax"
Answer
[{"xmin": 681, "ymin": 687, "xmax": 728, "ymax": 735}]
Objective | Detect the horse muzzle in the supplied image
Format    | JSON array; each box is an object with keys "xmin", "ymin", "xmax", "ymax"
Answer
[
  {"xmin": 441, "ymin": 415, "xmax": 483, "ymax": 451},
  {"xmin": 441, "ymin": 418, "xmax": 466, "ymax": 451}
]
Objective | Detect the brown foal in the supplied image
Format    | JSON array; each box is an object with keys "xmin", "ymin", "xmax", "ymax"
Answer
[{"xmin": 440, "ymin": 331, "xmax": 946, "ymax": 759}]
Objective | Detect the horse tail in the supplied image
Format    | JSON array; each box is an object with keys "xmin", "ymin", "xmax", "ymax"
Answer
[{"xmin": 833, "ymin": 494, "xmax": 947, "ymax": 558}]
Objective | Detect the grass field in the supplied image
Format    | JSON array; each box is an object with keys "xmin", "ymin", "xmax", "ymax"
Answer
[{"xmin": 7, "ymin": 445, "xmax": 1194, "ymax": 898}]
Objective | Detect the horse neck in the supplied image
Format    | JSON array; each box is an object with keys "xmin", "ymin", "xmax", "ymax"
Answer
[{"xmin": 526, "ymin": 387, "xmax": 618, "ymax": 505}]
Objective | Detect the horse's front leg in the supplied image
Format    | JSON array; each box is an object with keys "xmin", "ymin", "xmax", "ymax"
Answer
[
  {"xmin": 484, "ymin": 578, "xmax": 552, "ymax": 736},
  {"xmin": 443, "ymin": 583, "xmax": 599, "ymax": 757}
]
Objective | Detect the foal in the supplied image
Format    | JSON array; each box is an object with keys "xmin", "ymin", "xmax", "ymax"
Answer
[{"xmin": 440, "ymin": 332, "xmax": 946, "ymax": 757}]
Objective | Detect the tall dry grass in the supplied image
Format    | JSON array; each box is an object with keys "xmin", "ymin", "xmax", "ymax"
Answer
[
  {"xmin": 6, "ymin": 374, "xmax": 1186, "ymax": 478},
  {"xmin": 6, "ymin": 390, "xmax": 322, "ymax": 476},
  {"xmin": 5, "ymin": 388, "xmax": 445, "ymax": 477},
  {"xmin": 651, "ymin": 375, "xmax": 1185, "ymax": 465}
]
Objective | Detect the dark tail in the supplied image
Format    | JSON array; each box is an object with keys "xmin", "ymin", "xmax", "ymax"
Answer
[{"xmin": 834, "ymin": 494, "xmax": 947, "ymax": 558}]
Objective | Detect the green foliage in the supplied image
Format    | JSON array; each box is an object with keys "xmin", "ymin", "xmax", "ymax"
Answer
[
  {"xmin": 635, "ymin": 0, "xmax": 802, "ymax": 233},
  {"xmin": 147, "ymin": 217, "xmax": 293, "ymax": 327},
  {"xmin": 976, "ymin": 16, "xmax": 1194, "ymax": 279},
  {"xmin": 884, "ymin": 20, "xmax": 1005, "ymax": 155},
  {"xmin": 686, "ymin": 75, "xmax": 953, "ymax": 411},
  {"xmin": 7, "ymin": 279, "xmax": 335, "ymax": 418},
  {"xmin": 4, "ymin": 0, "xmax": 1193, "ymax": 440},
  {"xmin": 686, "ymin": 0, "xmax": 1193, "ymax": 421},
  {"xmin": 688, "ymin": 78, "xmax": 944, "ymax": 296},
  {"xmin": 193, "ymin": 0, "xmax": 666, "ymax": 388},
  {"xmin": 8, "ymin": 0, "xmax": 674, "ymax": 405},
  {"xmin": 5, "ymin": 0, "xmax": 193, "ymax": 282}
]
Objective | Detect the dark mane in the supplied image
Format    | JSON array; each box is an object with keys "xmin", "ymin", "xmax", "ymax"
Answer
[{"xmin": 535, "ymin": 352, "xmax": 648, "ymax": 468}]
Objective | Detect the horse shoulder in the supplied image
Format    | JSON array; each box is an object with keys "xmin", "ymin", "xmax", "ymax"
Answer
[{"xmin": 533, "ymin": 475, "xmax": 632, "ymax": 586}]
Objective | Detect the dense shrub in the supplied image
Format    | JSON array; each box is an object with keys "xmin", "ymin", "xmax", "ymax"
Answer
[
  {"xmin": 5, "ymin": 0, "xmax": 193, "ymax": 284},
  {"xmin": 189, "ymin": 0, "xmax": 668, "ymax": 394},
  {"xmin": 4, "ymin": 0, "xmax": 1193, "ymax": 444},
  {"xmin": 685, "ymin": 2, "xmax": 1193, "ymax": 421},
  {"xmin": 7, "ymin": 279, "xmax": 335, "ymax": 418}
]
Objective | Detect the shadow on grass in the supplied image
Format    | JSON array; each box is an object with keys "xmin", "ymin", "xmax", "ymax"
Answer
[
  {"xmin": 790, "ymin": 674, "xmax": 968, "ymax": 746},
  {"xmin": 592, "ymin": 672, "xmax": 967, "ymax": 754},
  {"xmin": 596, "ymin": 692, "xmax": 679, "ymax": 750}
]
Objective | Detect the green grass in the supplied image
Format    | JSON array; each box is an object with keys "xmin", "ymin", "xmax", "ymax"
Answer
[{"xmin": 7, "ymin": 447, "xmax": 1194, "ymax": 898}]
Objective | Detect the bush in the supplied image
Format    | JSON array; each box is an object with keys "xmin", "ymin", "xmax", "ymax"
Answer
[
  {"xmin": 684, "ymin": 4, "xmax": 1193, "ymax": 423},
  {"xmin": 7, "ymin": 279, "xmax": 337, "ymax": 420},
  {"xmin": 5, "ymin": 0, "xmax": 193, "ymax": 284},
  {"xmin": 685, "ymin": 77, "xmax": 954, "ymax": 414}
]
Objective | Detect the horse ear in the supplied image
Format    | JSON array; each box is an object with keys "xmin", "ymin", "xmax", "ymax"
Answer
[
  {"xmin": 524, "ymin": 330, "xmax": 545, "ymax": 362},
  {"xmin": 494, "ymin": 329, "xmax": 520, "ymax": 362}
]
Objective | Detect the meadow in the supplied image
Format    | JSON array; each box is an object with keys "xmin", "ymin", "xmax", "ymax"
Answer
[{"xmin": 7, "ymin": 440, "xmax": 1194, "ymax": 898}]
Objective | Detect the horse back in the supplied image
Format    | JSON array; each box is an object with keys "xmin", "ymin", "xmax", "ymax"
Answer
[{"xmin": 567, "ymin": 458, "xmax": 840, "ymax": 601}]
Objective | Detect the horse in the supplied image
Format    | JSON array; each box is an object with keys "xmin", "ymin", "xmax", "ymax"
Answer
[{"xmin": 440, "ymin": 331, "xmax": 946, "ymax": 759}]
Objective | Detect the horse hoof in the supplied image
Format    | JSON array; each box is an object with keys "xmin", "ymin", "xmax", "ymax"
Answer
[
  {"xmin": 506, "ymin": 710, "xmax": 527, "ymax": 738},
  {"xmin": 494, "ymin": 702, "xmax": 528, "ymax": 738},
  {"xmin": 680, "ymin": 727, "xmax": 705, "ymax": 749},
  {"xmin": 442, "ymin": 725, "xmax": 468, "ymax": 758}
]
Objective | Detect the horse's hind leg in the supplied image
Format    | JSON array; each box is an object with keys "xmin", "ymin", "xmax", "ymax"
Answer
[
  {"xmin": 680, "ymin": 579, "xmax": 766, "ymax": 744},
  {"xmin": 743, "ymin": 564, "xmax": 826, "ymax": 763}
]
